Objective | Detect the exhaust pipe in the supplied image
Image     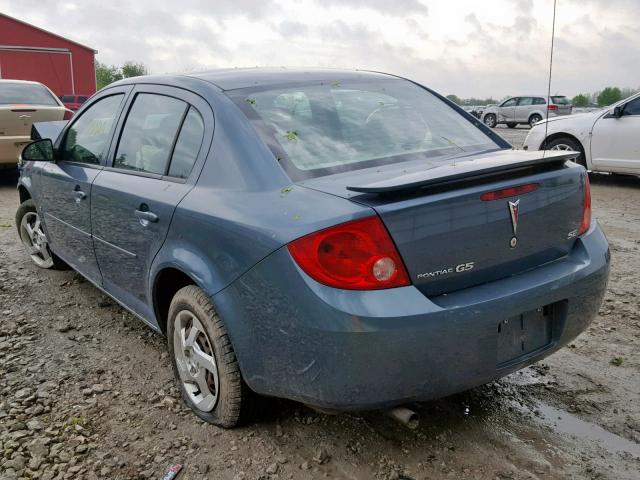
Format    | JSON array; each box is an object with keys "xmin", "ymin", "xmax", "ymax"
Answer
[{"xmin": 386, "ymin": 407, "xmax": 419, "ymax": 429}]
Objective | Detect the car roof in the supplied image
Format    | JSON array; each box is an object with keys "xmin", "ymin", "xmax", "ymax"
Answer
[
  {"xmin": 0, "ymin": 79, "xmax": 46, "ymax": 86},
  {"xmin": 185, "ymin": 67, "xmax": 397, "ymax": 91}
]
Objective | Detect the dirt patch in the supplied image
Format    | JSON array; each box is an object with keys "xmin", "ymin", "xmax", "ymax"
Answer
[{"xmin": 0, "ymin": 169, "xmax": 639, "ymax": 480}]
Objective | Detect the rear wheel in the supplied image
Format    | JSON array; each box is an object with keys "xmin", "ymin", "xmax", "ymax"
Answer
[
  {"xmin": 167, "ymin": 285, "xmax": 254, "ymax": 428},
  {"xmin": 506, "ymin": 123, "xmax": 517, "ymax": 128},
  {"xmin": 529, "ymin": 114, "xmax": 543, "ymax": 127},
  {"xmin": 545, "ymin": 137, "xmax": 586, "ymax": 167},
  {"xmin": 484, "ymin": 114, "xmax": 497, "ymax": 128},
  {"xmin": 15, "ymin": 199, "xmax": 67, "ymax": 269}
]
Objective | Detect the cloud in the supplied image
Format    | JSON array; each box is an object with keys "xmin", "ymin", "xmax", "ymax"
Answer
[
  {"xmin": 0, "ymin": 0, "xmax": 638, "ymax": 97},
  {"xmin": 318, "ymin": 0, "xmax": 428, "ymax": 16}
]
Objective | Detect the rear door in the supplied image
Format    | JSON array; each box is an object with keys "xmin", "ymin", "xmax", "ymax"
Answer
[
  {"xmin": 91, "ymin": 85, "xmax": 211, "ymax": 320},
  {"xmin": 39, "ymin": 88, "xmax": 130, "ymax": 281},
  {"xmin": 497, "ymin": 97, "xmax": 517, "ymax": 123},
  {"xmin": 515, "ymin": 97, "xmax": 534, "ymax": 123},
  {"xmin": 591, "ymin": 96, "xmax": 640, "ymax": 174}
]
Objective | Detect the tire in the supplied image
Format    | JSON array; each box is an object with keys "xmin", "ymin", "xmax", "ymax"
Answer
[
  {"xmin": 545, "ymin": 137, "xmax": 586, "ymax": 167},
  {"xmin": 15, "ymin": 199, "xmax": 68, "ymax": 270},
  {"xmin": 167, "ymin": 285, "xmax": 255, "ymax": 428},
  {"xmin": 484, "ymin": 114, "xmax": 497, "ymax": 128},
  {"xmin": 506, "ymin": 123, "xmax": 517, "ymax": 128},
  {"xmin": 529, "ymin": 114, "xmax": 543, "ymax": 127}
]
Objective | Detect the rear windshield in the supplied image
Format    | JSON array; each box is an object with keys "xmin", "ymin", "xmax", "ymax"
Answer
[
  {"xmin": 551, "ymin": 96, "xmax": 571, "ymax": 105},
  {"xmin": 0, "ymin": 82, "xmax": 59, "ymax": 106},
  {"xmin": 229, "ymin": 79, "xmax": 498, "ymax": 180},
  {"xmin": 61, "ymin": 95, "xmax": 75, "ymax": 102}
]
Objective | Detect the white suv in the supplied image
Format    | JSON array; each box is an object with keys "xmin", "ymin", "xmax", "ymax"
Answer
[{"xmin": 482, "ymin": 95, "xmax": 572, "ymax": 128}]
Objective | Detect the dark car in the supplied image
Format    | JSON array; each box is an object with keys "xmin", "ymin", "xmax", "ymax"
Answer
[
  {"xmin": 59, "ymin": 94, "xmax": 89, "ymax": 111},
  {"xmin": 16, "ymin": 69, "xmax": 609, "ymax": 428}
]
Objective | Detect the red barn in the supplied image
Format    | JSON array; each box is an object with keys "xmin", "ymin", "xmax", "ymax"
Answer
[{"xmin": 0, "ymin": 13, "xmax": 97, "ymax": 97}]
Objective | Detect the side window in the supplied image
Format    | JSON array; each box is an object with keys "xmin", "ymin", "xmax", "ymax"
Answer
[
  {"xmin": 62, "ymin": 94, "xmax": 123, "ymax": 165},
  {"xmin": 623, "ymin": 97, "xmax": 640, "ymax": 116},
  {"xmin": 533, "ymin": 97, "xmax": 546, "ymax": 105},
  {"xmin": 168, "ymin": 107, "xmax": 205, "ymax": 179},
  {"xmin": 114, "ymin": 93, "xmax": 187, "ymax": 175},
  {"xmin": 501, "ymin": 98, "xmax": 517, "ymax": 107},
  {"xmin": 517, "ymin": 97, "xmax": 534, "ymax": 106}
]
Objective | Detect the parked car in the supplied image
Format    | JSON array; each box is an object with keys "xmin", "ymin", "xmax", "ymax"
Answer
[
  {"xmin": 16, "ymin": 69, "xmax": 609, "ymax": 428},
  {"xmin": 482, "ymin": 95, "xmax": 572, "ymax": 128},
  {"xmin": 524, "ymin": 93, "xmax": 640, "ymax": 175},
  {"xmin": 59, "ymin": 94, "xmax": 89, "ymax": 111},
  {"xmin": 0, "ymin": 79, "xmax": 69, "ymax": 168}
]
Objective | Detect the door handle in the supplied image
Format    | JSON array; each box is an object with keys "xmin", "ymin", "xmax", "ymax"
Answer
[
  {"xmin": 134, "ymin": 209, "xmax": 159, "ymax": 224},
  {"xmin": 72, "ymin": 189, "xmax": 87, "ymax": 202}
]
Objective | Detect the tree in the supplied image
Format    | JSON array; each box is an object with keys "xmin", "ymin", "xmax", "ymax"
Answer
[
  {"xmin": 597, "ymin": 87, "xmax": 622, "ymax": 107},
  {"xmin": 446, "ymin": 94, "xmax": 461, "ymax": 105},
  {"xmin": 571, "ymin": 94, "xmax": 590, "ymax": 108},
  {"xmin": 95, "ymin": 62, "xmax": 122, "ymax": 90},
  {"xmin": 95, "ymin": 61, "xmax": 149, "ymax": 90},
  {"xmin": 121, "ymin": 62, "xmax": 148, "ymax": 78}
]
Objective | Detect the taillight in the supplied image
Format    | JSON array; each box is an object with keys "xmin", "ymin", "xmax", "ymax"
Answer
[
  {"xmin": 548, "ymin": 104, "xmax": 558, "ymax": 111},
  {"xmin": 480, "ymin": 183, "xmax": 539, "ymax": 201},
  {"xmin": 287, "ymin": 216, "xmax": 411, "ymax": 290},
  {"xmin": 578, "ymin": 173, "xmax": 591, "ymax": 236}
]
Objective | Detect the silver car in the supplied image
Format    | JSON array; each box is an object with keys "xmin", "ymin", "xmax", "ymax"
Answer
[{"xmin": 482, "ymin": 95, "xmax": 572, "ymax": 128}]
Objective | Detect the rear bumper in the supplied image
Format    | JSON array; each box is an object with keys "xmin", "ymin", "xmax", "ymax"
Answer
[
  {"xmin": 0, "ymin": 136, "xmax": 30, "ymax": 165},
  {"xmin": 213, "ymin": 224, "xmax": 610, "ymax": 410}
]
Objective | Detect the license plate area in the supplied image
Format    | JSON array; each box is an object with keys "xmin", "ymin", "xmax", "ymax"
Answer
[{"xmin": 496, "ymin": 303, "xmax": 559, "ymax": 367}]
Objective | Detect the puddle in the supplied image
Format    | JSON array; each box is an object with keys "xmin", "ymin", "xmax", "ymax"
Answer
[{"xmin": 518, "ymin": 401, "xmax": 640, "ymax": 459}]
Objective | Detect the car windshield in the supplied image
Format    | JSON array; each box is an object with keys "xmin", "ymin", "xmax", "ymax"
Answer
[
  {"xmin": 551, "ymin": 96, "xmax": 570, "ymax": 105},
  {"xmin": 0, "ymin": 83, "xmax": 59, "ymax": 106},
  {"xmin": 229, "ymin": 79, "xmax": 498, "ymax": 180}
]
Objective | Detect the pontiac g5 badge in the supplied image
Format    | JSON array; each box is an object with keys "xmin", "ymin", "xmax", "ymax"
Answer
[{"xmin": 508, "ymin": 199, "xmax": 520, "ymax": 248}]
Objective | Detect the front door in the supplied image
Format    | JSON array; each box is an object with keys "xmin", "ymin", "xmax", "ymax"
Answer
[
  {"xmin": 591, "ymin": 96, "xmax": 640, "ymax": 174},
  {"xmin": 497, "ymin": 97, "xmax": 517, "ymax": 123},
  {"xmin": 39, "ymin": 91, "xmax": 128, "ymax": 281},
  {"xmin": 90, "ymin": 87, "xmax": 207, "ymax": 320}
]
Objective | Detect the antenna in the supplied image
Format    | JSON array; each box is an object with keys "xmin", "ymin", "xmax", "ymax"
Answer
[{"xmin": 543, "ymin": 0, "xmax": 557, "ymax": 157}]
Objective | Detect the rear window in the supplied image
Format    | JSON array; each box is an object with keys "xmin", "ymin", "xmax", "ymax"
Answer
[
  {"xmin": 0, "ymin": 82, "xmax": 59, "ymax": 106},
  {"xmin": 551, "ymin": 96, "xmax": 571, "ymax": 105},
  {"xmin": 229, "ymin": 79, "xmax": 498, "ymax": 180},
  {"xmin": 61, "ymin": 95, "xmax": 75, "ymax": 103}
]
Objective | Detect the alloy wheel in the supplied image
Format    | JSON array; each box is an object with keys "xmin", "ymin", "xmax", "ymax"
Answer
[
  {"xmin": 172, "ymin": 310, "xmax": 220, "ymax": 412},
  {"xmin": 19, "ymin": 211, "xmax": 53, "ymax": 268}
]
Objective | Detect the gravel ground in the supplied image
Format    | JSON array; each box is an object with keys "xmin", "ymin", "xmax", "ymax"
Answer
[{"xmin": 0, "ymin": 136, "xmax": 639, "ymax": 480}]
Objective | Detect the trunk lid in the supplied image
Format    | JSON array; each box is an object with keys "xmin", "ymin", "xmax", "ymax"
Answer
[
  {"xmin": 299, "ymin": 150, "xmax": 586, "ymax": 296},
  {"xmin": 0, "ymin": 105, "xmax": 64, "ymax": 137}
]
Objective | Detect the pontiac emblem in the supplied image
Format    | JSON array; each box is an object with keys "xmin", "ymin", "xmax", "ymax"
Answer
[{"xmin": 508, "ymin": 200, "xmax": 520, "ymax": 248}]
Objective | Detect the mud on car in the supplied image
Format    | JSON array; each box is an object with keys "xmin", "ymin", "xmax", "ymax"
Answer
[{"xmin": 16, "ymin": 69, "xmax": 609, "ymax": 427}]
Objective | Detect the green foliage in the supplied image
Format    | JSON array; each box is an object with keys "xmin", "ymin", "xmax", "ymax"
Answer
[
  {"xmin": 95, "ymin": 61, "xmax": 148, "ymax": 90},
  {"xmin": 121, "ymin": 62, "xmax": 147, "ymax": 78},
  {"xmin": 284, "ymin": 131, "xmax": 299, "ymax": 142},
  {"xmin": 446, "ymin": 94, "xmax": 461, "ymax": 105},
  {"xmin": 571, "ymin": 94, "xmax": 590, "ymax": 108},
  {"xmin": 95, "ymin": 62, "xmax": 122, "ymax": 90},
  {"xmin": 597, "ymin": 87, "xmax": 622, "ymax": 107},
  {"xmin": 611, "ymin": 356, "xmax": 624, "ymax": 366}
]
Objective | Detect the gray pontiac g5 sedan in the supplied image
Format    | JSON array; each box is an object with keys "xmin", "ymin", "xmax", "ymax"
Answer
[{"xmin": 15, "ymin": 69, "xmax": 609, "ymax": 427}]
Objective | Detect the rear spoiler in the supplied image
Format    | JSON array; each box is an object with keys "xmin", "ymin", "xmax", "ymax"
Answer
[
  {"xmin": 31, "ymin": 121, "xmax": 68, "ymax": 143},
  {"xmin": 346, "ymin": 151, "xmax": 578, "ymax": 194}
]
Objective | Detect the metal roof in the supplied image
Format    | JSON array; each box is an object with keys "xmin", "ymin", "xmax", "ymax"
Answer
[{"xmin": 186, "ymin": 67, "xmax": 396, "ymax": 91}]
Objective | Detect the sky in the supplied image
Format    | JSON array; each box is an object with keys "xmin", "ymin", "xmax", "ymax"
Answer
[{"xmin": 1, "ymin": 0, "xmax": 638, "ymax": 98}]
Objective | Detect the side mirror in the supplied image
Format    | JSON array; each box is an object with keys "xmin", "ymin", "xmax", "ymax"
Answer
[
  {"xmin": 613, "ymin": 105, "xmax": 624, "ymax": 118},
  {"xmin": 21, "ymin": 139, "xmax": 54, "ymax": 162}
]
